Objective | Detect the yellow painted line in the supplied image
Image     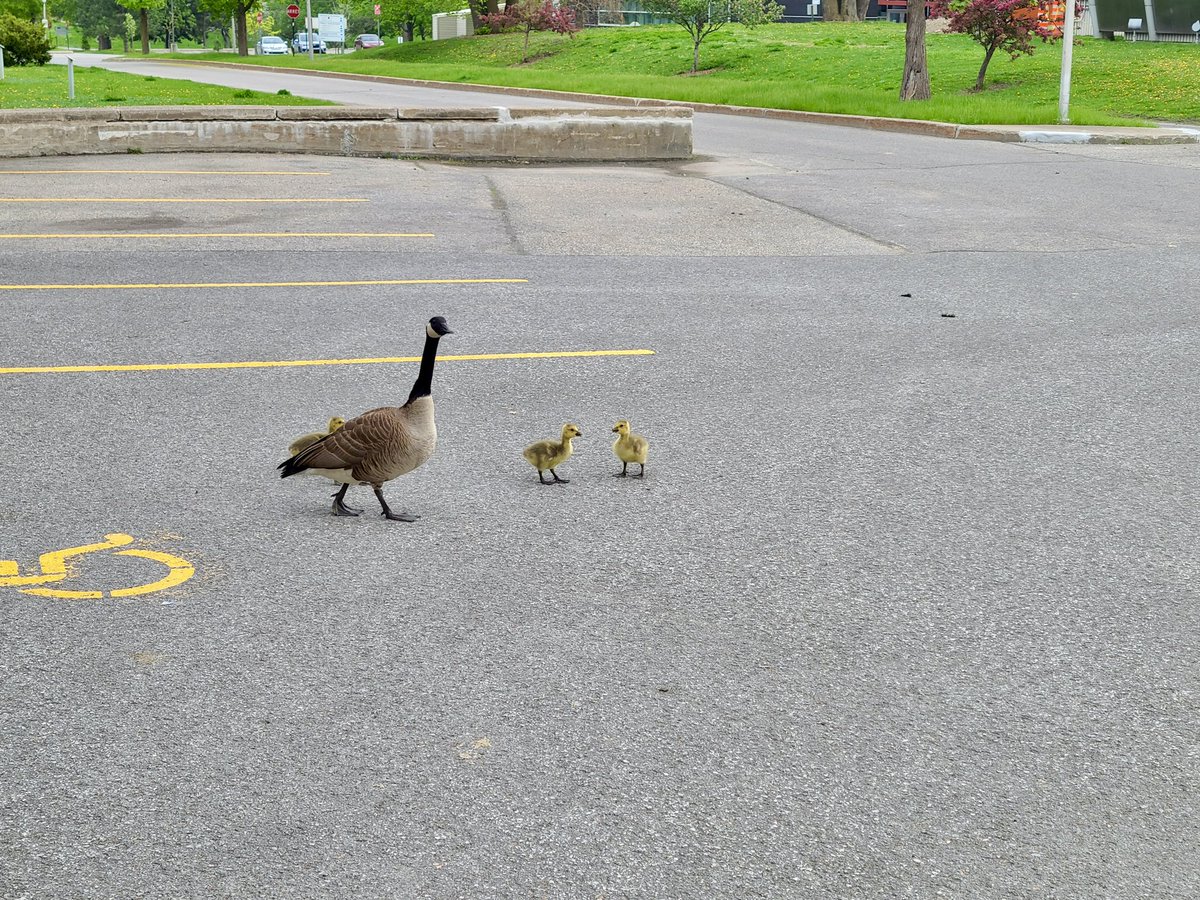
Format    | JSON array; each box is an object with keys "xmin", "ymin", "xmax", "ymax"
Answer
[
  {"xmin": 0, "ymin": 197, "xmax": 367, "ymax": 203},
  {"xmin": 39, "ymin": 533, "xmax": 134, "ymax": 576},
  {"xmin": 0, "ymin": 349, "xmax": 656, "ymax": 375},
  {"xmin": 0, "ymin": 232, "xmax": 435, "ymax": 240},
  {"xmin": 0, "ymin": 278, "xmax": 527, "ymax": 291},
  {"xmin": 109, "ymin": 549, "xmax": 195, "ymax": 598},
  {"xmin": 0, "ymin": 169, "xmax": 332, "ymax": 176},
  {"xmin": 22, "ymin": 586, "xmax": 104, "ymax": 600},
  {"xmin": 2, "ymin": 533, "xmax": 196, "ymax": 600}
]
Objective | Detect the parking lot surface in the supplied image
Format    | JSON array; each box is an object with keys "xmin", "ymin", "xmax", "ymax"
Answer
[{"xmin": 1, "ymin": 146, "xmax": 1196, "ymax": 899}]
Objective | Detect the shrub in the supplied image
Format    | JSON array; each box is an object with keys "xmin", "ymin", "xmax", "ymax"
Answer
[{"xmin": 0, "ymin": 14, "xmax": 53, "ymax": 66}]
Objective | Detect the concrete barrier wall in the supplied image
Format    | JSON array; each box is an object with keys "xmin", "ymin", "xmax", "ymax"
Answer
[{"xmin": 0, "ymin": 105, "xmax": 693, "ymax": 161}]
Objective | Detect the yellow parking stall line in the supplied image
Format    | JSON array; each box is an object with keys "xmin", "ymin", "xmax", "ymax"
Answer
[
  {"xmin": 0, "ymin": 232, "xmax": 435, "ymax": 240},
  {"xmin": 0, "ymin": 198, "xmax": 367, "ymax": 204},
  {"xmin": 0, "ymin": 169, "xmax": 333, "ymax": 176},
  {"xmin": 0, "ymin": 278, "xmax": 527, "ymax": 291},
  {"xmin": 0, "ymin": 349, "xmax": 656, "ymax": 376}
]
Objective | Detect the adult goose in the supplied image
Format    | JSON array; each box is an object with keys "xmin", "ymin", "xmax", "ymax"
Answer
[{"xmin": 278, "ymin": 316, "xmax": 454, "ymax": 521}]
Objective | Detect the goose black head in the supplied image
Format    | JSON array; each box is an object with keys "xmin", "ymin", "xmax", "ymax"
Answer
[{"xmin": 427, "ymin": 316, "xmax": 454, "ymax": 338}]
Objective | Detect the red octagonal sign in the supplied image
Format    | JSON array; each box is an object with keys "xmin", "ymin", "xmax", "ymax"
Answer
[{"xmin": 286, "ymin": 4, "xmax": 300, "ymax": 17}]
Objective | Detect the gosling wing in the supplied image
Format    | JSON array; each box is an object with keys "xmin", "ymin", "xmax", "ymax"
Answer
[{"xmin": 288, "ymin": 407, "xmax": 394, "ymax": 472}]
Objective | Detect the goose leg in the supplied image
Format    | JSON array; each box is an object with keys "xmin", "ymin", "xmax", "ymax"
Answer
[
  {"xmin": 374, "ymin": 487, "xmax": 419, "ymax": 522},
  {"xmin": 551, "ymin": 469, "xmax": 569, "ymax": 484},
  {"xmin": 332, "ymin": 484, "xmax": 362, "ymax": 517}
]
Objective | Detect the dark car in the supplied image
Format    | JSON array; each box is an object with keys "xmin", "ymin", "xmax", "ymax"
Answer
[
  {"xmin": 292, "ymin": 33, "xmax": 327, "ymax": 53},
  {"xmin": 354, "ymin": 33, "xmax": 384, "ymax": 49}
]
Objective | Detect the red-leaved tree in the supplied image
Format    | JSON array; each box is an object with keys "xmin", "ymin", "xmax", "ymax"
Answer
[
  {"xmin": 481, "ymin": 0, "xmax": 580, "ymax": 62},
  {"xmin": 931, "ymin": 0, "xmax": 1061, "ymax": 91}
]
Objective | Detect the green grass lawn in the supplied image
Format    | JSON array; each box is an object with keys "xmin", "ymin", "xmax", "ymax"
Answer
[
  {"xmin": 0, "ymin": 64, "xmax": 329, "ymax": 108},
  {"xmin": 171, "ymin": 22, "xmax": 1200, "ymax": 125}
]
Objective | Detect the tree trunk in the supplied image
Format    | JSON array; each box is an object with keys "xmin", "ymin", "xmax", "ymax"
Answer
[
  {"xmin": 98, "ymin": 33, "xmax": 111, "ymax": 50},
  {"xmin": 403, "ymin": 21, "xmax": 413, "ymax": 41},
  {"xmin": 234, "ymin": 0, "xmax": 249, "ymax": 56},
  {"xmin": 692, "ymin": 35, "xmax": 700, "ymax": 72},
  {"xmin": 139, "ymin": 8, "xmax": 150, "ymax": 54},
  {"xmin": 899, "ymin": 0, "xmax": 930, "ymax": 100},
  {"xmin": 975, "ymin": 43, "xmax": 997, "ymax": 90}
]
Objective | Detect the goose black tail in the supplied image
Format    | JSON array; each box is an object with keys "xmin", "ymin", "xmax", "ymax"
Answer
[{"xmin": 278, "ymin": 455, "xmax": 305, "ymax": 479}]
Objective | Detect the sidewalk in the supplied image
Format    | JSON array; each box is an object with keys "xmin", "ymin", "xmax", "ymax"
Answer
[{"xmin": 104, "ymin": 56, "xmax": 1200, "ymax": 145}]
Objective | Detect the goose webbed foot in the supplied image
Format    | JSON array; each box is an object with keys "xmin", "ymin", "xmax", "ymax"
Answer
[
  {"xmin": 614, "ymin": 462, "xmax": 628, "ymax": 478},
  {"xmin": 551, "ymin": 469, "xmax": 569, "ymax": 484},
  {"xmin": 332, "ymin": 485, "xmax": 362, "ymax": 517},
  {"xmin": 375, "ymin": 487, "xmax": 419, "ymax": 522},
  {"xmin": 538, "ymin": 471, "xmax": 554, "ymax": 485},
  {"xmin": 634, "ymin": 464, "xmax": 646, "ymax": 478}
]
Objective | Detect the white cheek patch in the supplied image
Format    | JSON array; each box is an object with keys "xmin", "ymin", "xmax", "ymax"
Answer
[{"xmin": 426, "ymin": 323, "xmax": 438, "ymax": 338}]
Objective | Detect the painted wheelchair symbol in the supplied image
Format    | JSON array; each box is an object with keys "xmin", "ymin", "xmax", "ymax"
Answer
[{"xmin": 0, "ymin": 533, "xmax": 194, "ymax": 600}]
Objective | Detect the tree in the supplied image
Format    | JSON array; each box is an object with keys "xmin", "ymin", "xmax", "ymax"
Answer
[
  {"xmin": 899, "ymin": 0, "xmax": 929, "ymax": 100},
  {"xmin": 379, "ymin": 0, "xmax": 460, "ymax": 42},
  {"xmin": 198, "ymin": 0, "xmax": 255, "ymax": 54},
  {"xmin": 0, "ymin": 0, "xmax": 42, "ymax": 20},
  {"xmin": 931, "ymin": 0, "xmax": 1059, "ymax": 90},
  {"xmin": 118, "ymin": 0, "xmax": 165, "ymax": 52},
  {"xmin": 0, "ymin": 12, "xmax": 52, "ymax": 62},
  {"xmin": 76, "ymin": 0, "xmax": 129, "ymax": 49},
  {"xmin": 640, "ymin": 0, "xmax": 783, "ymax": 73},
  {"xmin": 480, "ymin": 0, "xmax": 578, "ymax": 61}
]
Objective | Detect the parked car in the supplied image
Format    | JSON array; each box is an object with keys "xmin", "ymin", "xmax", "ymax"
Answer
[
  {"xmin": 256, "ymin": 35, "xmax": 288, "ymax": 55},
  {"xmin": 353, "ymin": 33, "xmax": 384, "ymax": 49},
  {"xmin": 292, "ymin": 33, "xmax": 327, "ymax": 53}
]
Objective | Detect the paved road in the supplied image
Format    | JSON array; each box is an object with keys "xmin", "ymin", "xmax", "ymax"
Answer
[{"xmin": 3, "ymin": 63, "xmax": 1198, "ymax": 900}]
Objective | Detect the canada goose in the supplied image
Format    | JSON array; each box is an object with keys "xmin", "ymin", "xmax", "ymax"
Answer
[
  {"xmin": 288, "ymin": 416, "xmax": 345, "ymax": 457},
  {"xmin": 611, "ymin": 419, "xmax": 648, "ymax": 477},
  {"xmin": 277, "ymin": 316, "xmax": 454, "ymax": 521},
  {"xmin": 523, "ymin": 423, "xmax": 582, "ymax": 485}
]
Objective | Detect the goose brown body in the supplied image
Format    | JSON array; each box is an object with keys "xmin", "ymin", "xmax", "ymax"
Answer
[{"xmin": 289, "ymin": 399, "xmax": 436, "ymax": 487}]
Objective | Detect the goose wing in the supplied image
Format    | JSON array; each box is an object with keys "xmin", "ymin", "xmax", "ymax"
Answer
[{"xmin": 279, "ymin": 407, "xmax": 396, "ymax": 477}]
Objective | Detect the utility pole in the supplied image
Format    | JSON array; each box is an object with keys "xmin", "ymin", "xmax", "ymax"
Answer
[
  {"xmin": 305, "ymin": 0, "xmax": 314, "ymax": 59},
  {"xmin": 1057, "ymin": 0, "xmax": 1077, "ymax": 123}
]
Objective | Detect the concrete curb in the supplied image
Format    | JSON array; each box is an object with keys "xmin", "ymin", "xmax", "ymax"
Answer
[
  {"xmin": 116, "ymin": 57, "xmax": 1200, "ymax": 146},
  {"xmin": 0, "ymin": 105, "xmax": 693, "ymax": 161}
]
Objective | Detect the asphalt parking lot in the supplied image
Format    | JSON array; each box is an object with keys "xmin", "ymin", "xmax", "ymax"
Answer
[{"xmin": 1, "ymin": 148, "xmax": 1196, "ymax": 899}]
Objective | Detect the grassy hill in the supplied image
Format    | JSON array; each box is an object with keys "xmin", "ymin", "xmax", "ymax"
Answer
[{"xmin": 174, "ymin": 22, "xmax": 1200, "ymax": 126}]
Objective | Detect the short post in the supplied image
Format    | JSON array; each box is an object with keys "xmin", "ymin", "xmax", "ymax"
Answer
[
  {"xmin": 67, "ymin": 55, "xmax": 75, "ymax": 99},
  {"xmin": 0, "ymin": 45, "xmax": 5, "ymax": 81}
]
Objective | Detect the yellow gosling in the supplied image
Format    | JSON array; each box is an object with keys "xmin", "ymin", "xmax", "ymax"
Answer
[
  {"xmin": 611, "ymin": 419, "xmax": 648, "ymax": 478},
  {"xmin": 523, "ymin": 423, "xmax": 583, "ymax": 485},
  {"xmin": 288, "ymin": 416, "xmax": 345, "ymax": 457}
]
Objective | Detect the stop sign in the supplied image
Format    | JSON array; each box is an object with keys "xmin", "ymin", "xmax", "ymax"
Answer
[{"xmin": 286, "ymin": 4, "xmax": 300, "ymax": 17}]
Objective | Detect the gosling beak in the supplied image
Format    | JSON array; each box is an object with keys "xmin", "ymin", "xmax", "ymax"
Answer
[{"xmin": 611, "ymin": 426, "xmax": 619, "ymax": 433}]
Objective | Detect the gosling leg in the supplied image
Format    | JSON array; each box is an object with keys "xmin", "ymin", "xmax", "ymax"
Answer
[
  {"xmin": 538, "ymin": 471, "xmax": 554, "ymax": 485},
  {"xmin": 332, "ymin": 484, "xmax": 362, "ymax": 517},
  {"xmin": 614, "ymin": 461, "xmax": 628, "ymax": 478},
  {"xmin": 635, "ymin": 463, "xmax": 645, "ymax": 478},
  {"xmin": 551, "ymin": 469, "xmax": 569, "ymax": 484},
  {"xmin": 375, "ymin": 487, "xmax": 419, "ymax": 522}
]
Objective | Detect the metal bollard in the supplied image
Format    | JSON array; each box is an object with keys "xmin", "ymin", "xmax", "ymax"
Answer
[{"xmin": 67, "ymin": 55, "xmax": 74, "ymax": 99}]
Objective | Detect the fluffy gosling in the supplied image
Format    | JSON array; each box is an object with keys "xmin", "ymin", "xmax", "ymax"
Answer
[
  {"xmin": 288, "ymin": 416, "xmax": 345, "ymax": 457},
  {"xmin": 524, "ymin": 423, "xmax": 583, "ymax": 485},
  {"xmin": 611, "ymin": 419, "xmax": 648, "ymax": 478}
]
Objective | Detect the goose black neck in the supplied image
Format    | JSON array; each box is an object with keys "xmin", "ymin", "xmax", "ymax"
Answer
[{"xmin": 406, "ymin": 333, "xmax": 442, "ymax": 405}]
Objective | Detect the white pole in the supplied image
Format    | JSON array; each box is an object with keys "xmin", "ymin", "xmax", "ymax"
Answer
[
  {"xmin": 67, "ymin": 55, "xmax": 75, "ymax": 99},
  {"xmin": 305, "ymin": 0, "xmax": 314, "ymax": 59},
  {"xmin": 1058, "ymin": 0, "xmax": 1077, "ymax": 124},
  {"xmin": 0, "ymin": 45, "xmax": 5, "ymax": 81}
]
